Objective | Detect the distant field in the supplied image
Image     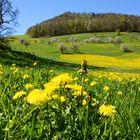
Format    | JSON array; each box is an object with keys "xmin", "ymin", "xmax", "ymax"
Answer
[{"xmin": 10, "ymin": 32, "xmax": 140, "ymax": 69}]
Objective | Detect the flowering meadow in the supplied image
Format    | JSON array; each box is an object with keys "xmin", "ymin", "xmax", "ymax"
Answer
[{"xmin": 0, "ymin": 63, "xmax": 140, "ymax": 139}]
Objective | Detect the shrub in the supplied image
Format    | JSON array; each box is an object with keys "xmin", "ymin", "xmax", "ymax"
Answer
[
  {"xmin": 68, "ymin": 37, "xmax": 79, "ymax": 42},
  {"xmin": 88, "ymin": 36, "xmax": 96, "ymax": 43},
  {"xmin": 106, "ymin": 37, "xmax": 114, "ymax": 43},
  {"xmin": 58, "ymin": 43, "xmax": 67, "ymax": 54},
  {"xmin": 120, "ymin": 44, "xmax": 130, "ymax": 52},
  {"xmin": 19, "ymin": 39, "xmax": 25, "ymax": 45},
  {"xmin": 71, "ymin": 44, "xmax": 79, "ymax": 53},
  {"xmin": 114, "ymin": 36, "xmax": 121, "ymax": 43}
]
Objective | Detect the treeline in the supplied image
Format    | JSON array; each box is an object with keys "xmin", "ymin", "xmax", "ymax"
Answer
[{"xmin": 26, "ymin": 12, "xmax": 140, "ymax": 38}]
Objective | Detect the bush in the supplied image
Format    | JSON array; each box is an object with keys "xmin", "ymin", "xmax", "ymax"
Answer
[
  {"xmin": 120, "ymin": 44, "xmax": 130, "ymax": 52},
  {"xmin": 58, "ymin": 43, "xmax": 67, "ymax": 54},
  {"xmin": 19, "ymin": 39, "xmax": 30, "ymax": 47},
  {"xmin": 71, "ymin": 44, "xmax": 79, "ymax": 53},
  {"xmin": 114, "ymin": 36, "xmax": 121, "ymax": 43},
  {"xmin": 88, "ymin": 36, "xmax": 96, "ymax": 43},
  {"xmin": 67, "ymin": 37, "xmax": 79, "ymax": 42},
  {"xmin": 106, "ymin": 37, "xmax": 114, "ymax": 43},
  {"xmin": 19, "ymin": 39, "xmax": 25, "ymax": 45},
  {"xmin": 23, "ymin": 40, "xmax": 30, "ymax": 47}
]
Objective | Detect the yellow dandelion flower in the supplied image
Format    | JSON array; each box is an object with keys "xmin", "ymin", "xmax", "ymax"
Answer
[
  {"xmin": 25, "ymin": 84, "xmax": 33, "ymax": 89},
  {"xmin": 73, "ymin": 91, "xmax": 87, "ymax": 96},
  {"xmin": 117, "ymin": 91, "xmax": 123, "ymax": 96},
  {"xmin": 51, "ymin": 73, "xmax": 73, "ymax": 85},
  {"xmin": 60, "ymin": 96, "xmax": 65, "ymax": 102},
  {"xmin": 51, "ymin": 94, "xmax": 59, "ymax": 99},
  {"xmin": 25, "ymin": 89, "xmax": 48, "ymax": 105},
  {"xmin": 90, "ymin": 81, "xmax": 97, "ymax": 86},
  {"xmin": 33, "ymin": 62, "xmax": 37, "ymax": 66},
  {"xmin": 0, "ymin": 71, "xmax": 3, "ymax": 75},
  {"xmin": 23, "ymin": 74, "xmax": 29, "ymax": 79},
  {"xmin": 103, "ymin": 86, "xmax": 110, "ymax": 92},
  {"xmin": 74, "ymin": 77, "xmax": 78, "ymax": 81},
  {"xmin": 13, "ymin": 91, "xmax": 26, "ymax": 100},
  {"xmin": 44, "ymin": 82, "xmax": 59, "ymax": 92},
  {"xmin": 82, "ymin": 99, "xmax": 87, "ymax": 106},
  {"xmin": 85, "ymin": 78, "xmax": 89, "ymax": 82},
  {"xmin": 98, "ymin": 104, "xmax": 116, "ymax": 117}
]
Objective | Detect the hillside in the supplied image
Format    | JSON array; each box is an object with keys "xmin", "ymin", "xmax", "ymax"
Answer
[
  {"xmin": 8, "ymin": 32, "xmax": 140, "ymax": 72},
  {"xmin": 26, "ymin": 12, "xmax": 140, "ymax": 37}
]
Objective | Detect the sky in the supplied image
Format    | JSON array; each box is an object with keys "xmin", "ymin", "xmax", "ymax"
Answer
[{"xmin": 12, "ymin": 0, "xmax": 140, "ymax": 35}]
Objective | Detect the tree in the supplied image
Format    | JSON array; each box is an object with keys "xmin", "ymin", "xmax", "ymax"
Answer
[{"xmin": 0, "ymin": 0, "xmax": 18, "ymax": 36}]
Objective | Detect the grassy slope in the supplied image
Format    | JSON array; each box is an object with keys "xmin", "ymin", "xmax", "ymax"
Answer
[{"xmin": 4, "ymin": 32, "xmax": 140, "ymax": 71}]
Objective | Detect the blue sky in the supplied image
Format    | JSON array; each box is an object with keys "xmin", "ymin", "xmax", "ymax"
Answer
[{"xmin": 12, "ymin": 0, "xmax": 140, "ymax": 35}]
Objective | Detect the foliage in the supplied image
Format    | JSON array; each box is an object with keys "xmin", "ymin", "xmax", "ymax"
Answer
[
  {"xmin": 71, "ymin": 44, "xmax": 79, "ymax": 53},
  {"xmin": 58, "ymin": 43, "xmax": 67, "ymax": 54},
  {"xmin": 26, "ymin": 12, "xmax": 140, "ymax": 37},
  {"xmin": 120, "ymin": 44, "xmax": 130, "ymax": 52},
  {"xmin": 0, "ymin": 0, "xmax": 18, "ymax": 36},
  {"xmin": 0, "ymin": 64, "xmax": 140, "ymax": 139}
]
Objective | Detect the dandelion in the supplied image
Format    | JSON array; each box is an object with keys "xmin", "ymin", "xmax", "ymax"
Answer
[
  {"xmin": 0, "ymin": 71, "xmax": 3, "ymax": 75},
  {"xmin": 44, "ymin": 82, "xmax": 59, "ymax": 93},
  {"xmin": 25, "ymin": 89, "xmax": 48, "ymax": 105},
  {"xmin": 25, "ymin": 84, "xmax": 33, "ymax": 89},
  {"xmin": 85, "ymin": 78, "xmax": 89, "ymax": 82},
  {"xmin": 33, "ymin": 62, "xmax": 37, "ymax": 66},
  {"xmin": 51, "ymin": 94, "xmax": 59, "ymax": 100},
  {"xmin": 82, "ymin": 99, "xmax": 87, "ymax": 106},
  {"xmin": 51, "ymin": 73, "xmax": 73, "ymax": 85},
  {"xmin": 23, "ymin": 74, "xmax": 29, "ymax": 79},
  {"xmin": 103, "ymin": 86, "xmax": 110, "ymax": 92},
  {"xmin": 90, "ymin": 81, "xmax": 97, "ymax": 86},
  {"xmin": 13, "ymin": 91, "xmax": 26, "ymax": 100},
  {"xmin": 98, "ymin": 104, "xmax": 116, "ymax": 117},
  {"xmin": 60, "ymin": 96, "xmax": 65, "ymax": 102},
  {"xmin": 117, "ymin": 91, "xmax": 123, "ymax": 96},
  {"xmin": 74, "ymin": 77, "xmax": 78, "ymax": 81},
  {"xmin": 73, "ymin": 91, "xmax": 88, "ymax": 96}
]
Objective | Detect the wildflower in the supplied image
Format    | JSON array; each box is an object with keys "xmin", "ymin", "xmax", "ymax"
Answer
[
  {"xmin": 60, "ymin": 96, "xmax": 65, "ymax": 102},
  {"xmin": 82, "ymin": 99, "xmax": 87, "ymax": 106},
  {"xmin": 74, "ymin": 77, "xmax": 78, "ymax": 81},
  {"xmin": 23, "ymin": 74, "xmax": 29, "ymax": 79},
  {"xmin": 12, "ymin": 63, "xmax": 16, "ymax": 67},
  {"xmin": 103, "ymin": 86, "xmax": 110, "ymax": 92},
  {"xmin": 13, "ymin": 91, "xmax": 26, "ymax": 100},
  {"xmin": 117, "ymin": 91, "xmax": 123, "ymax": 96},
  {"xmin": 44, "ymin": 82, "xmax": 59, "ymax": 92},
  {"xmin": 33, "ymin": 62, "xmax": 37, "ymax": 66},
  {"xmin": 85, "ymin": 78, "xmax": 89, "ymax": 82},
  {"xmin": 0, "ymin": 71, "xmax": 3, "ymax": 75},
  {"xmin": 25, "ymin": 89, "xmax": 48, "ymax": 105},
  {"xmin": 98, "ymin": 104, "xmax": 116, "ymax": 117},
  {"xmin": 51, "ymin": 73, "xmax": 73, "ymax": 85},
  {"xmin": 73, "ymin": 91, "xmax": 87, "ymax": 96},
  {"xmin": 90, "ymin": 81, "xmax": 97, "ymax": 86},
  {"xmin": 25, "ymin": 84, "xmax": 33, "ymax": 89},
  {"xmin": 91, "ymin": 98, "xmax": 97, "ymax": 106},
  {"xmin": 51, "ymin": 94, "xmax": 59, "ymax": 100}
]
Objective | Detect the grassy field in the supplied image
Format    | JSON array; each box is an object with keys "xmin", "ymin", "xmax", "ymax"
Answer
[
  {"xmin": 0, "ymin": 63, "xmax": 140, "ymax": 139},
  {"xmin": 0, "ymin": 32, "xmax": 140, "ymax": 139},
  {"xmin": 9, "ymin": 32, "xmax": 140, "ymax": 70}
]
